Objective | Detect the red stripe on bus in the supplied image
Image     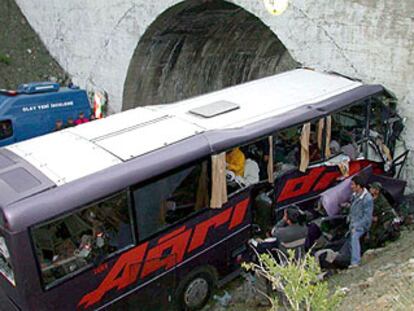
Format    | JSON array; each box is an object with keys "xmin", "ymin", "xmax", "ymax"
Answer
[{"xmin": 228, "ymin": 199, "xmax": 249, "ymax": 229}]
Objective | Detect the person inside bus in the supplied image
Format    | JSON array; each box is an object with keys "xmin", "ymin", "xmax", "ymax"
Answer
[
  {"xmin": 329, "ymin": 140, "xmax": 341, "ymax": 154},
  {"xmin": 309, "ymin": 131, "xmax": 322, "ymax": 162},
  {"xmin": 272, "ymin": 128, "xmax": 300, "ymax": 175},
  {"xmin": 226, "ymin": 147, "xmax": 245, "ymax": 177},
  {"xmin": 243, "ymin": 154, "xmax": 260, "ymax": 186}
]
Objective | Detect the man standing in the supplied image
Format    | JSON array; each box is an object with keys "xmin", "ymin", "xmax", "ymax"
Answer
[
  {"xmin": 367, "ymin": 182, "xmax": 399, "ymax": 248},
  {"xmin": 348, "ymin": 175, "xmax": 374, "ymax": 268}
]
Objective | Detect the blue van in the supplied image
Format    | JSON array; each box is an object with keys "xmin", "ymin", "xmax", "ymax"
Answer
[{"xmin": 0, "ymin": 82, "xmax": 91, "ymax": 147}]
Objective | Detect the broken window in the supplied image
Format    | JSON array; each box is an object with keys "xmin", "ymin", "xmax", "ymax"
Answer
[
  {"xmin": 32, "ymin": 191, "xmax": 134, "ymax": 288},
  {"xmin": 369, "ymin": 94, "xmax": 404, "ymax": 157},
  {"xmin": 272, "ymin": 125, "xmax": 301, "ymax": 176},
  {"xmin": 225, "ymin": 138, "xmax": 269, "ymax": 195},
  {"xmin": 133, "ymin": 161, "xmax": 209, "ymax": 240},
  {"xmin": 272, "ymin": 119, "xmax": 324, "ymax": 175},
  {"xmin": 329, "ymin": 101, "xmax": 367, "ymax": 160}
]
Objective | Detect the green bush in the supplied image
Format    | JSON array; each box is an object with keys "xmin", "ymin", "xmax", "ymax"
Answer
[
  {"xmin": 0, "ymin": 53, "xmax": 11, "ymax": 65},
  {"xmin": 243, "ymin": 250, "xmax": 344, "ymax": 311}
]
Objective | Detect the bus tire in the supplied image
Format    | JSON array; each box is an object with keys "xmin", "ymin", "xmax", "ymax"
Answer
[{"xmin": 175, "ymin": 267, "xmax": 216, "ymax": 311}]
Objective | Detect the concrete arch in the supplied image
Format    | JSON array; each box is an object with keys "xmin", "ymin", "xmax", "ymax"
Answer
[
  {"xmin": 122, "ymin": 0, "xmax": 298, "ymax": 110},
  {"xmin": 14, "ymin": 1, "xmax": 414, "ymax": 186}
]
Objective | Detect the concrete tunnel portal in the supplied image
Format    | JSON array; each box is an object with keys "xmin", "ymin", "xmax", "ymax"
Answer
[{"xmin": 122, "ymin": 0, "xmax": 299, "ymax": 110}]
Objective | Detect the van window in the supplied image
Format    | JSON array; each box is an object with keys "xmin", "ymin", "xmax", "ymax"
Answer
[
  {"xmin": 32, "ymin": 191, "xmax": 134, "ymax": 288},
  {"xmin": 0, "ymin": 120, "xmax": 13, "ymax": 140},
  {"xmin": 0, "ymin": 235, "xmax": 15, "ymax": 286},
  {"xmin": 133, "ymin": 161, "xmax": 209, "ymax": 240}
]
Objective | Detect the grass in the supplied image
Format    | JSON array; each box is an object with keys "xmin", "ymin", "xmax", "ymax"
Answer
[{"xmin": 0, "ymin": 53, "xmax": 11, "ymax": 65}]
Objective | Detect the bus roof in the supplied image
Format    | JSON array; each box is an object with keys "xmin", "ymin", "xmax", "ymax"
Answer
[{"xmin": 0, "ymin": 69, "xmax": 385, "ymax": 231}]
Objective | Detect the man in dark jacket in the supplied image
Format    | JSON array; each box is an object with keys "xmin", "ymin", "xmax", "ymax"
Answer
[
  {"xmin": 366, "ymin": 182, "xmax": 400, "ymax": 248},
  {"xmin": 272, "ymin": 207, "xmax": 309, "ymax": 257}
]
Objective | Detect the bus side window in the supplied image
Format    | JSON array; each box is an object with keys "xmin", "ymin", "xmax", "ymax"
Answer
[
  {"xmin": 31, "ymin": 191, "xmax": 134, "ymax": 288},
  {"xmin": 369, "ymin": 96, "xmax": 388, "ymax": 139},
  {"xmin": 225, "ymin": 138, "xmax": 269, "ymax": 194},
  {"xmin": 329, "ymin": 101, "xmax": 367, "ymax": 159},
  {"xmin": 272, "ymin": 125, "xmax": 301, "ymax": 176},
  {"xmin": 0, "ymin": 120, "xmax": 13, "ymax": 140},
  {"xmin": 133, "ymin": 161, "xmax": 209, "ymax": 241}
]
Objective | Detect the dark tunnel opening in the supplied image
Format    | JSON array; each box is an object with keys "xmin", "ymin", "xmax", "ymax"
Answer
[{"xmin": 122, "ymin": 0, "xmax": 299, "ymax": 110}]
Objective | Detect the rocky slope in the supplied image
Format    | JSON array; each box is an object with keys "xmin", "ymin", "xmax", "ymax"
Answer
[
  {"xmin": 205, "ymin": 226, "xmax": 414, "ymax": 311},
  {"xmin": 0, "ymin": 0, "xmax": 66, "ymax": 89}
]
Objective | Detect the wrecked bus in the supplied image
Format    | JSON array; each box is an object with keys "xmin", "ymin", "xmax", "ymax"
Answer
[
  {"xmin": 0, "ymin": 69, "xmax": 408, "ymax": 310},
  {"xmin": 0, "ymin": 82, "xmax": 91, "ymax": 147}
]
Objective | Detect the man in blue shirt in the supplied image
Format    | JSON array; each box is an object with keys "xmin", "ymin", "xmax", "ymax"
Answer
[{"xmin": 348, "ymin": 175, "xmax": 374, "ymax": 268}]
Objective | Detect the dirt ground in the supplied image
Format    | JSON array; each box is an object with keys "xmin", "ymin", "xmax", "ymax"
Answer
[
  {"xmin": 0, "ymin": 0, "xmax": 66, "ymax": 89},
  {"xmin": 206, "ymin": 226, "xmax": 414, "ymax": 311},
  {"xmin": 330, "ymin": 227, "xmax": 414, "ymax": 311}
]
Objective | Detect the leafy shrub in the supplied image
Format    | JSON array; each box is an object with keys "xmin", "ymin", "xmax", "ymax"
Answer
[
  {"xmin": 0, "ymin": 53, "xmax": 11, "ymax": 65},
  {"xmin": 243, "ymin": 249, "xmax": 344, "ymax": 311}
]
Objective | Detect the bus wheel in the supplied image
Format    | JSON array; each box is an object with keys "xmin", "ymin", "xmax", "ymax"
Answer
[{"xmin": 176, "ymin": 267, "xmax": 216, "ymax": 310}]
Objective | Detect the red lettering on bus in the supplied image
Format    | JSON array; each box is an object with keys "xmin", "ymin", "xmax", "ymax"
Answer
[
  {"xmin": 140, "ymin": 227, "xmax": 192, "ymax": 278},
  {"xmin": 277, "ymin": 167, "xmax": 325, "ymax": 202},
  {"xmin": 313, "ymin": 171, "xmax": 341, "ymax": 192},
  {"xmin": 229, "ymin": 199, "xmax": 249, "ymax": 229},
  {"xmin": 187, "ymin": 208, "xmax": 233, "ymax": 253},
  {"xmin": 79, "ymin": 200, "xmax": 250, "ymax": 309},
  {"xmin": 78, "ymin": 242, "xmax": 148, "ymax": 309}
]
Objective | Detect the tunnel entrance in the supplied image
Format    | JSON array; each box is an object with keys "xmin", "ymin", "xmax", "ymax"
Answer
[{"xmin": 122, "ymin": 0, "xmax": 299, "ymax": 110}]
